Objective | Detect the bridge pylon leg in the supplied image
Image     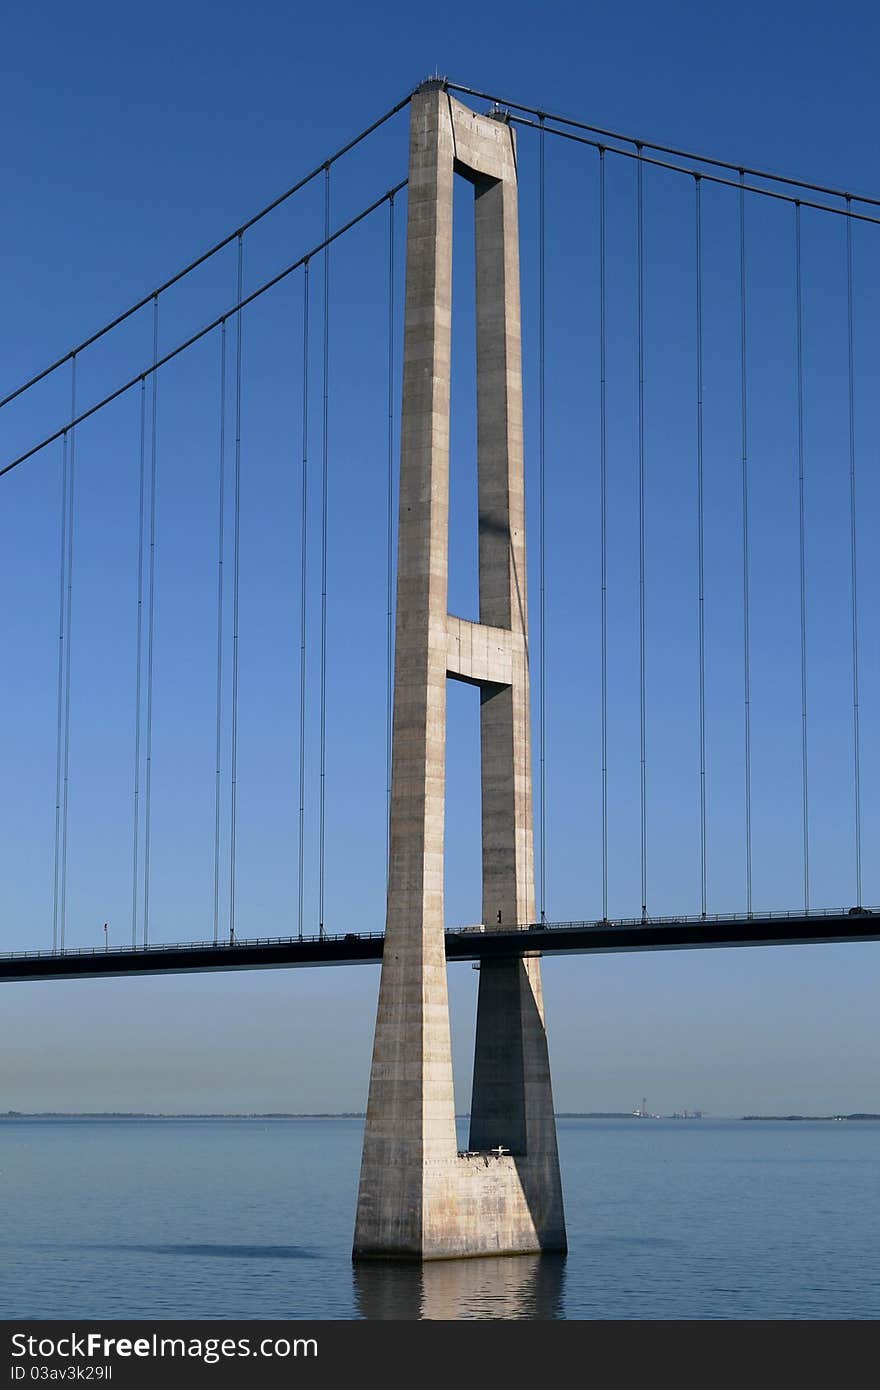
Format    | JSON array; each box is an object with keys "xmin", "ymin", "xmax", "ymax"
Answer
[{"xmin": 352, "ymin": 85, "xmax": 566, "ymax": 1260}]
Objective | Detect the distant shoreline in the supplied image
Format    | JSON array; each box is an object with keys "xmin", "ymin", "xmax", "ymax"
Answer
[
  {"xmin": 1, "ymin": 1111, "xmax": 367, "ymax": 1120},
  {"xmin": 4, "ymin": 1110, "xmax": 658, "ymax": 1120},
  {"xmin": 3, "ymin": 1110, "xmax": 878, "ymax": 1122},
  {"xmin": 1, "ymin": 1110, "xmax": 683, "ymax": 1120},
  {"xmin": 2, "ymin": 1110, "xmax": 637, "ymax": 1120},
  {"xmin": 741, "ymin": 1114, "xmax": 880, "ymax": 1122}
]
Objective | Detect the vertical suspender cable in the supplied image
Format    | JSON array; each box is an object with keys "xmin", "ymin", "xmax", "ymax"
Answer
[
  {"xmin": 213, "ymin": 321, "xmax": 227, "ymax": 945},
  {"xmin": 795, "ymin": 203, "xmax": 809, "ymax": 912},
  {"xmin": 59, "ymin": 355, "xmax": 77, "ymax": 951},
  {"xmin": 131, "ymin": 377, "xmax": 147, "ymax": 947},
  {"xmin": 230, "ymin": 235, "xmax": 244, "ymax": 945},
  {"xmin": 845, "ymin": 200, "xmax": 863, "ymax": 907},
  {"xmin": 538, "ymin": 114, "xmax": 547, "ymax": 923},
  {"xmin": 637, "ymin": 145, "xmax": 647, "ymax": 921},
  {"xmin": 739, "ymin": 171, "xmax": 753, "ymax": 917},
  {"xmin": 386, "ymin": 193, "xmax": 396, "ymax": 883},
  {"xmin": 297, "ymin": 265, "xmax": 310, "ymax": 941},
  {"xmin": 52, "ymin": 430, "xmax": 70, "ymax": 950},
  {"xmin": 598, "ymin": 148, "xmax": 608, "ymax": 922},
  {"xmin": 318, "ymin": 166, "xmax": 330, "ymax": 938},
  {"xmin": 143, "ymin": 301, "xmax": 159, "ymax": 946},
  {"xmin": 695, "ymin": 177, "xmax": 707, "ymax": 918}
]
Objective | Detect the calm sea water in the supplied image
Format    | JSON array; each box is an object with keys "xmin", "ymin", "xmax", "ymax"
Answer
[{"xmin": 1, "ymin": 1117, "xmax": 877, "ymax": 1320}]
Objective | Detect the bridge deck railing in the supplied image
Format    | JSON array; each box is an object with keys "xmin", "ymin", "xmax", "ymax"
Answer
[{"xmin": 0, "ymin": 905, "xmax": 875, "ymax": 962}]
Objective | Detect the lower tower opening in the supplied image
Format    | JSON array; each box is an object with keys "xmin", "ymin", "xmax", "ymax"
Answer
[{"xmin": 445, "ymin": 676, "xmax": 482, "ymax": 1147}]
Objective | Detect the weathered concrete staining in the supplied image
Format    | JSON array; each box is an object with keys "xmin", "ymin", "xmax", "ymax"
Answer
[{"xmin": 352, "ymin": 87, "xmax": 565, "ymax": 1260}]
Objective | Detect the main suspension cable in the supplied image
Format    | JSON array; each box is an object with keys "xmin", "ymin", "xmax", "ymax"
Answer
[
  {"xmin": 444, "ymin": 81, "xmax": 880, "ymax": 212},
  {"xmin": 504, "ymin": 116, "xmax": 880, "ymax": 228},
  {"xmin": 695, "ymin": 177, "xmax": 707, "ymax": 918},
  {"xmin": 0, "ymin": 91, "xmax": 414, "ymax": 414},
  {"xmin": 845, "ymin": 201, "xmax": 863, "ymax": 908},
  {"xmin": 1, "ymin": 183, "xmax": 407, "ymax": 483}
]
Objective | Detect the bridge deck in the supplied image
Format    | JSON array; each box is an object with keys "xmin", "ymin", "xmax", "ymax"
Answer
[{"xmin": 1, "ymin": 909, "xmax": 877, "ymax": 982}]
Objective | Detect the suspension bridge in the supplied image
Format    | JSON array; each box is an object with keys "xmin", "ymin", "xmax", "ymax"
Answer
[{"xmin": 1, "ymin": 79, "xmax": 877, "ymax": 1257}]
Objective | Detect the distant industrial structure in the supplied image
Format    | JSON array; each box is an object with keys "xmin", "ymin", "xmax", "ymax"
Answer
[{"xmin": 632, "ymin": 1100, "xmax": 703, "ymax": 1119}]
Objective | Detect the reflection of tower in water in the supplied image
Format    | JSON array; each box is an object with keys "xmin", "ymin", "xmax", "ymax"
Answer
[{"xmin": 353, "ymin": 1254, "xmax": 566, "ymax": 1321}]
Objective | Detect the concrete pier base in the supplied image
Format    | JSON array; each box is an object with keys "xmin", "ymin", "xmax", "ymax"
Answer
[{"xmin": 352, "ymin": 86, "xmax": 565, "ymax": 1261}]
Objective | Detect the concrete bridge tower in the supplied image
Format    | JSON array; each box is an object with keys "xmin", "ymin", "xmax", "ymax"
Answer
[{"xmin": 353, "ymin": 84, "xmax": 566, "ymax": 1260}]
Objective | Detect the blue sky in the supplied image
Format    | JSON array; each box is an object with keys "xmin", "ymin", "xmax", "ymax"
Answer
[{"xmin": 0, "ymin": 0, "xmax": 878, "ymax": 1115}]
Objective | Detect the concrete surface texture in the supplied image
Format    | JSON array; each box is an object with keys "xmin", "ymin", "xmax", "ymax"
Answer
[{"xmin": 352, "ymin": 86, "xmax": 566, "ymax": 1260}]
